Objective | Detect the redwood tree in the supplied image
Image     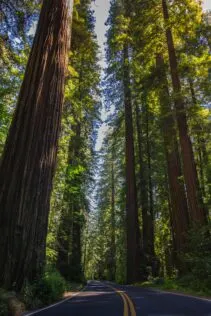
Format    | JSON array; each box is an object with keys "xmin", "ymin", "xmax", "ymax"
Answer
[
  {"xmin": 156, "ymin": 53, "xmax": 189, "ymax": 271},
  {"xmin": 109, "ymin": 150, "xmax": 116, "ymax": 281},
  {"xmin": 123, "ymin": 44, "xmax": 141, "ymax": 283},
  {"xmin": 162, "ymin": 0, "xmax": 206, "ymax": 225},
  {"xmin": 135, "ymin": 97, "xmax": 156, "ymax": 276},
  {"xmin": 0, "ymin": 0, "xmax": 73, "ymax": 290},
  {"xmin": 123, "ymin": 0, "xmax": 142, "ymax": 284}
]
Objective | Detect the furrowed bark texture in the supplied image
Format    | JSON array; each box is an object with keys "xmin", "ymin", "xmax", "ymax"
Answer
[
  {"xmin": 0, "ymin": 0, "xmax": 73, "ymax": 290},
  {"xmin": 123, "ymin": 46, "xmax": 141, "ymax": 284},
  {"xmin": 162, "ymin": 0, "xmax": 206, "ymax": 225},
  {"xmin": 156, "ymin": 54, "xmax": 189, "ymax": 271}
]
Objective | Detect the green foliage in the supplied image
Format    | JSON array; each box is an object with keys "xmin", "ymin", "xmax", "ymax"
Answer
[
  {"xmin": 0, "ymin": 289, "xmax": 8, "ymax": 316},
  {"xmin": 46, "ymin": 232, "xmax": 58, "ymax": 265},
  {"xmin": 0, "ymin": 0, "xmax": 38, "ymax": 156},
  {"xmin": 0, "ymin": 288, "xmax": 26, "ymax": 316},
  {"xmin": 36, "ymin": 269, "xmax": 67, "ymax": 305},
  {"xmin": 48, "ymin": 0, "xmax": 101, "ymax": 285},
  {"xmin": 139, "ymin": 224, "xmax": 211, "ymax": 296},
  {"xmin": 86, "ymin": 0, "xmax": 211, "ymax": 285},
  {"xmin": 0, "ymin": 0, "xmax": 210, "ymax": 300},
  {"xmin": 184, "ymin": 225, "xmax": 211, "ymax": 284},
  {"xmin": 139, "ymin": 276, "xmax": 211, "ymax": 297},
  {"xmin": 22, "ymin": 268, "xmax": 67, "ymax": 308}
]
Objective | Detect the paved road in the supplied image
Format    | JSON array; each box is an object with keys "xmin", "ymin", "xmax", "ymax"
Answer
[{"xmin": 25, "ymin": 280, "xmax": 211, "ymax": 316}]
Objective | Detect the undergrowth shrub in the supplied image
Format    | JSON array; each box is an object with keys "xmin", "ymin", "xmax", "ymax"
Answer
[
  {"xmin": 184, "ymin": 224, "xmax": 211, "ymax": 288},
  {"xmin": 0, "ymin": 289, "xmax": 7, "ymax": 315},
  {"xmin": 0, "ymin": 289, "xmax": 25, "ymax": 316},
  {"xmin": 22, "ymin": 267, "xmax": 67, "ymax": 308},
  {"xmin": 37, "ymin": 268, "xmax": 66, "ymax": 304},
  {"xmin": 0, "ymin": 298, "xmax": 8, "ymax": 316}
]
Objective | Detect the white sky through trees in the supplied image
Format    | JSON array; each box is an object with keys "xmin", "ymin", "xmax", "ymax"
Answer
[
  {"xmin": 92, "ymin": 0, "xmax": 211, "ymax": 151},
  {"xmin": 204, "ymin": 0, "xmax": 211, "ymax": 10},
  {"xmin": 92, "ymin": 0, "xmax": 110, "ymax": 151}
]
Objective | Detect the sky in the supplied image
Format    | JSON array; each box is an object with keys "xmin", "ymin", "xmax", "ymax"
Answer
[
  {"xmin": 204, "ymin": 0, "xmax": 211, "ymax": 10},
  {"xmin": 91, "ymin": 0, "xmax": 110, "ymax": 151},
  {"xmin": 92, "ymin": 0, "xmax": 211, "ymax": 151},
  {"xmin": 92, "ymin": 0, "xmax": 110, "ymax": 54}
]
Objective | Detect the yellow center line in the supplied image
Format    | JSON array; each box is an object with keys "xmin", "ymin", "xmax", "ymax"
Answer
[
  {"xmin": 106, "ymin": 283, "xmax": 136, "ymax": 316},
  {"xmin": 117, "ymin": 290, "xmax": 129, "ymax": 316},
  {"xmin": 123, "ymin": 292, "xmax": 136, "ymax": 316}
]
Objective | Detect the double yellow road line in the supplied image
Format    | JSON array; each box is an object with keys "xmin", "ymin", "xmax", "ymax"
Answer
[{"xmin": 107, "ymin": 284, "xmax": 136, "ymax": 316}]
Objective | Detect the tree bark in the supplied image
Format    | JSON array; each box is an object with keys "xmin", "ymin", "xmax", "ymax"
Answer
[
  {"xmin": 0, "ymin": 0, "xmax": 73, "ymax": 290},
  {"xmin": 57, "ymin": 118, "xmax": 83, "ymax": 282},
  {"xmin": 135, "ymin": 102, "xmax": 149, "ymax": 254},
  {"xmin": 109, "ymin": 151, "xmax": 116, "ymax": 281},
  {"xmin": 123, "ymin": 45, "xmax": 141, "ymax": 283},
  {"xmin": 69, "ymin": 209, "xmax": 83, "ymax": 281},
  {"xmin": 145, "ymin": 100, "xmax": 155, "ymax": 261},
  {"xmin": 136, "ymin": 98, "xmax": 158, "ymax": 276},
  {"xmin": 162, "ymin": 0, "xmax": 206, "ymax": 225},
  {"xmin": 156, "ymin": 54, "xmax": 189, "ymax": 272},
  {"xmin": 189, "ymin": 78, "xmax": 206, "ymax": 197}
]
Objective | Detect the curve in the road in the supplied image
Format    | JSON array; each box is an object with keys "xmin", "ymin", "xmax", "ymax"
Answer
[
  {"xmin": 23, "ymin": 280, "xmax": 211, "ymax": 316},
  {"xmin": 24, "ymin": 281, "xmax": 127, "ymax": 316}
]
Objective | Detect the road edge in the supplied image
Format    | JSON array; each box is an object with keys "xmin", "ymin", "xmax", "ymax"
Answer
[
  {"xmin": 147, "ymin": 287, "xmax": 211, "ymax": 302},
  {"xmin": 23, "ymin": 284, "xmax": 88, "ymax": 316}
]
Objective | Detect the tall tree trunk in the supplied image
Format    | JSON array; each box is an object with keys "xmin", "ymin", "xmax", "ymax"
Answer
[
  {"xmin": 135, "ymin": 102, "xmax": 149, "ymax": 267},
  {"xmin": 57, "ymin": 208, "xmax": 72, "ymax": 280},
  {"xmin": 156, "ymin": 54, "xmax": 189, "ymax": 272},
  {"xmin": 145, "ymin": 101, "xmax": 155, "ymax": 261},
  {"xmin": 68, "ymin": 123, "xmax": 83, "ymax": 282},
  {"xmin": 189, "ymin": 78, "xmax": 206, "ymax": 197},
  {"xmin": 136, "ymin": 96, "xmax": 158, "ymax": 277},
  {"xmin": 162, "ymin": 0, "xmax": 206, "ymax": 225},
  {"xmin": 136, "ymin": 96, "xmax": 156, "ymax": 275},
  {"xmin": 0, "ymin": 0, "xmax": 73, "ymax": 290},
  {"xmin": 57, "ymin": 120, "xmax": 83, "ymax": 282},
  {"xmin": 109, "ymin": 152, "xmax": 116, "ymax": 281},
  {"xmin": 69, "ymin": 209, "xmax": 83, "ymax": 281},
  {"xmin": 82, "ymin": 224, "xmax": 88, "ymax": 275},
  {"xmin": 123, "ymin": 45, "xmax": 141, "ymax": 283},
  {"xmin": 189, "ymin": 78, "xmax": 210, "ymax": 221}
]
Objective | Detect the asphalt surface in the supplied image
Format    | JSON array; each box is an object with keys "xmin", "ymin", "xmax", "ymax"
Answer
[{"xmin": 25, "ymin": 280, "xmax": 211, "ymax": 316}]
